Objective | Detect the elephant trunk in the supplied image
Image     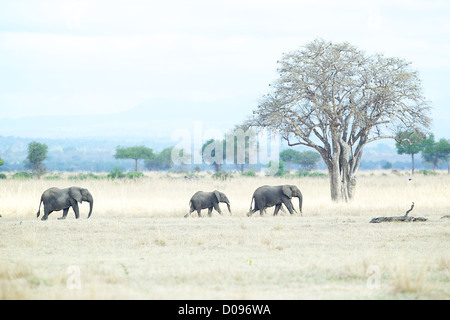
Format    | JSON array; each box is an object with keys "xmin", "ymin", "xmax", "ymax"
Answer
[
  {"xmin": 86, "ymin": 194, "xmax": 94, "ymax": 218},
  {"xmin": 297, "ymin": 194, "xmax": 303, "ymax": 216},
  {"xmin": 226, "ymin": 201, "xmax": 232, "ymax": 215}
]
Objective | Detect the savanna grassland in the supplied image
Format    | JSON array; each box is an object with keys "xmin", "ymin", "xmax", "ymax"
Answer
[{"xmin": 0, "ymin": 171, "xmax": 449, "ymax": 300}]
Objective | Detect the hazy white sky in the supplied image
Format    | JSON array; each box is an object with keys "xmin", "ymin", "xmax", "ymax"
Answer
[{"xmin": 0, "ymin": 0, "xmax": 449, "ymax": 137}]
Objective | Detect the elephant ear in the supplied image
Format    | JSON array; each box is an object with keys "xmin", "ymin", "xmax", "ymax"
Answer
[
  {"xmin": 213, "ymin": 190, "xmax": 221, "ymax": 202},
  {"xmin": 69, "ymin": 187, "xmax": 83, "ymax": 203},
  {"xmin": 282, "ymin": 185, "xmax": 293, "ymax": 199}
]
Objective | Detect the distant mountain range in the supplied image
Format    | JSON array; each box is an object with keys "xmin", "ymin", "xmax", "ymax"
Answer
[{"xmin": 0, "ymin": 96, "xmax": 257, "ymax": 140}]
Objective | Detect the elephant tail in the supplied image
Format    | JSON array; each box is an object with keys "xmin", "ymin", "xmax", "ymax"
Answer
[{"xmin": 36, "ymin": 196, "xmax": 43, "ymax": 218}]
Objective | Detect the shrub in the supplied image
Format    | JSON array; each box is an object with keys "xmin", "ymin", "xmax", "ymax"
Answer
[
  {"xmin": 266, "ymin": 161, "xmax": 288, "ymax": 177},
  {"xmin": 0, "ymin": 173, "xmax": 7, "ymax": 180},
  {"xmin": 11, "ymin": 171, "xmax": 33, "ymax": 180},
  {"xmin": 211, "ymin": 170, "xmax": 233, "ymax": 181},
  {"xmin": 44, "ymin": 174, "xmax": 62, "ymax": 180},
  {"xmin": 126, "ymin": 171, "xmax": 144, "ymax": 179},
  {"xmin": 296, "ymin": 170, "xmax": 327, "ymax": 178},
  {"xmin": 417, "ymin": 169, "xmax": 438, "ymax": 176},
  {"xmin": 241, "ymin": 170, "xmax": 256, "ymax": 177},
  {"xmin": 107, "ymin": 168, "xmax": 144, "ymax": 180},
  {"xmin": 68, "ymin": 173, "xmax": 106, "ymax": 180},
  {"xmin": 107, "ymin": 168, "xmax": 126, "ymax": 180}
]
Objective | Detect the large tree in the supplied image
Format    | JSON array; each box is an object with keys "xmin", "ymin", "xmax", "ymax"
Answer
[{"xmin": 248, "ymin": 39, "xmax": 431, "ymax": 202}]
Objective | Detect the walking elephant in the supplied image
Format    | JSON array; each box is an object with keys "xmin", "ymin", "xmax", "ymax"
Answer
[
  {"xmin": 36, "ymin": 186, "xmax": 94, "ymax": 221},
  {"xmin": 184, "ymin": 190, "xmax": 231, "ymax": 217},
  {"xmin": 247, "ymin": 185, "xmax": 303, "ymax": 217}
]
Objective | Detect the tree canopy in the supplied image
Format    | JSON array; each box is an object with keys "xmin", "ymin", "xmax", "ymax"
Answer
[
  {"xmin": 421, "ymin": 136, "xmax": 450, "ymax": 173},
  {"xmin": 396, "ymin": 130, "xmax": 426, "ymax": 174},
  {"xmin": 25, "ymin": 141, "xmax": 48, "ymax": 178},
  {"xmin": 114, "ymin": 146, "xmax": 155, "ymax": 171},
  {"xmin": 248, "ymin": 39, "xmax": 431, "ymax": 201}
]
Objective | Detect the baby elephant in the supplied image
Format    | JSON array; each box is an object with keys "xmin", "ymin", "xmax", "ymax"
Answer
[
  {"xmin": 185, "ymin": 190, "xmax": 231, "ymax": 218},
  {"xmin": 36, "ymin": 186, "xmax": 94, "ymax": 221}
]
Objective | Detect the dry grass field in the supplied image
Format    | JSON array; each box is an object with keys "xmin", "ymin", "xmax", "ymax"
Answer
[{"xmin": 0, "ymin": 171, "xmax": 449, "ymax": 299}]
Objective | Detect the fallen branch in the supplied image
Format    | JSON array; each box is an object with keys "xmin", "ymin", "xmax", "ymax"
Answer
[{"xmin": 370, "ymin": 202, "xmax": 428, "ymax": 223}]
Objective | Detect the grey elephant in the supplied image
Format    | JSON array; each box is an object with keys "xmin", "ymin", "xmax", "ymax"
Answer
[
  {"xmin": 36, "ymin": 186, "xmax": 94, "ymax": 221},
  {"xmin": 247, "ymin": 185, "xmax": 303, "ymax": 217},
  {"xmin": 184, "ymin": 190, "xmax": 231, "ymax": 217}
]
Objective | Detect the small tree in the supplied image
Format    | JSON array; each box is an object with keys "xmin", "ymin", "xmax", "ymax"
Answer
[
  {"xmin": 26, "ymin": 142, "xmax": 48, "ymax": 178},
  {"xmin": 114, "ymin": 146, "xmax": 155, "ymax": 171},
  {"xmin": 202, "ymin": 139, "xmax": 226, "ymax": 172},
  {"xmin": 279, "ymin": 149, "xmax": 299, "ymax": 171},
  {"xmin": 436, "ymin": 138, "xmax": 450, "ymax": 173},
  {"xmin": 396, "ymin": 131, "xmax": 426, "ymax": 174},
  {"xmin": 421, "ymin": 134, "xmax": 440, "ymax": 170},
  {"xmin": 0, "ymin": 157, "xmax": 4, "ymax": 167},
  {"xmin": 145, "ymin": 147, "xmax": 174, "ymax": 171},
  {"xmin": 294, "ymin": 151, "xmax": 321, "ymax": 171}
]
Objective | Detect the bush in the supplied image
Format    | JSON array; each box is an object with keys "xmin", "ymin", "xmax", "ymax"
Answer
[
  {"xmin": 126, "ymin": 171, "xmax": 144, "ymax": 179},
  {"xmin": 107, "ymin": 168, "xmax": 126, "ymax": 179},
  {"xmin": 417, "ymin": 169, "xmax": 438, "ymax": 176},
  {"xmin": 107, "ymin": 168, "xmax": 144, "ymax": 180},
  {"xmin": 211, "ymin": 170, "xmax": 233, "ymax": 181},
  {"xmin": 241, "ymin": 170, "xmax": 256, "ymax": 177},
  {"xmin": 11, "ymin": 171, "xmax": 33, "ymax": 180},
  {"xmin": 266, "ymin": 161, "xmax": 288, "ymax": 177},
  {"xmin": 44, "ymin": 174, "xmax": 62, "ymax": 180},
  {"xmin": 68, "ymin": 173, "xmax": 106, "ymax": 180},
  {"xmin": 296, "ymin": 170, "xmax": 327, "ymax": 178},
  {"xmin": 0, "ymin": 173, "xmax": 7, "ymax": 180}
]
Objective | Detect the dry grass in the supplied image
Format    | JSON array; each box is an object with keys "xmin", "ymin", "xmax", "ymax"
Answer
[{"xmin": 0, "ymin": 171, "xmax": 449, "ymax": 299}]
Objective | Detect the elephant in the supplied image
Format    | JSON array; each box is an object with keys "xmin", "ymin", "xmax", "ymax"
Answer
[
  {"xmin": 247, "ymin": 185, "xmax": 303, "ymax": 217},
  {"xmin": 184, "ymin": 190, "xmax": 231, "ymax": 217},
  {"xmin": 36, "ymin": 186, "xmax": 94, "ymax": 221}
]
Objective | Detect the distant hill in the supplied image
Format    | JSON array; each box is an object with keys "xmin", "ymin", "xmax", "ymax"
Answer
[{"xmin": 0, "ymin": 96, "xmax": 257, "ymax": 139}]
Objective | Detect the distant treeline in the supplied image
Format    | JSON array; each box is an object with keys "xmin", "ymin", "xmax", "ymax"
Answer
[{"xmin": 0, "ymin": 135, "xmax": 448, "ymax": 173}]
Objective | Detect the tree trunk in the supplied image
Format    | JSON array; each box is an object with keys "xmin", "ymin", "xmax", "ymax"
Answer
[
  {"xmin": 411, "ymin": 153, "xmax": 415, "ymax": 175},
  {"xmin": 328, "ymin": 164, "xmax": 357, "ymax": 202},
  {"xmin": 327, "ymin": 135, "xmax": 360, "ymax": 202}
]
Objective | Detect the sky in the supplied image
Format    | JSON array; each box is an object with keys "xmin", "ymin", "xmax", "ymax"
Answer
[{"xmin": 0, "ymin": 0, "xmax": 449, "ymax": 139}]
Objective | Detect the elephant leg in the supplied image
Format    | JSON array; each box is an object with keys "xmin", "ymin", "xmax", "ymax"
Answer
[
  {"xmin": 207, "ymin": 207, "xmax": 213, "ymax": 217},
  {"xmin": 41, "ymin": 206, "xmax": 52, "ymax": 221},
  {"xmin": 213, "ymin": 203, "xmax": 223, "ymax": 215},
  {"xmin": 58, "ymin": 208, "xmax": 69, "ymax": 220},
  {"xmin": 273, "ymin": 204, "xmax": 282, "ymax": 216},
  {"xmin": 255, "ymin": 199, "xmax": 265, "ymax": 216},
  {"xmin": 247, "ymin": 208, "xmax": 257, "ymax": 217},
  {"xmin": 184, "ymin": 206, "xmax": 195, "ymax": 218},
  {"xmin": 197, "ymin": 208, "xmax": 202, "ymax": 217},
  {"xmin": 71, "ymin": 201, "xmax": 80, "ymax": 219},
  {"xmin": 282, "ymin": 198, "xmax": 295, "ymax": 215}
]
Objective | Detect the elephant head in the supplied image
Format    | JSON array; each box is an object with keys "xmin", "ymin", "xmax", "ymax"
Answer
[
  {"xmin": 282, "ymin": 185, "xmax": 303, "ymax": 214},
  {"xmin": 70, "ymin": 187, "xmax": 94, "ymax": 218},
  {"xmin": 214, "ymin": 190, "xmax": 231, "ymax": 214}
]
